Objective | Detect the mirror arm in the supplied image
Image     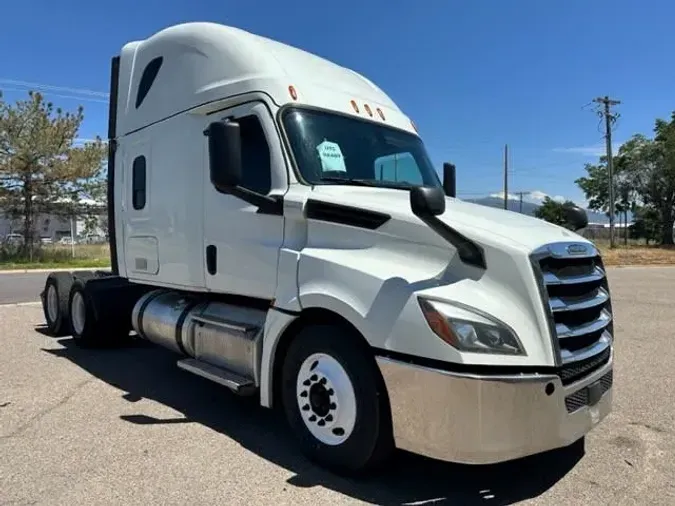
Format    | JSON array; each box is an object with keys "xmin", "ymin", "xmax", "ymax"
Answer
[
  {"xmin": 416, "ymin": 213, "xmax": 487, "ymax": 270},
  {"xmin": 230, "ymin": 186, "xmax": 283, "ymax": 214}
]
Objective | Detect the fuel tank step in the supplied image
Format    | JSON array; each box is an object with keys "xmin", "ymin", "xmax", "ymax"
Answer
[{"xmin": 176, "ymin": 358, "xmax": 256, "ymax": 396}]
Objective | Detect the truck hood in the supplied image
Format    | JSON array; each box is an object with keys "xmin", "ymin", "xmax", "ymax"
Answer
[{"xmin": 307, "ymin": 185, "xmax": 589, "ymax": 252}]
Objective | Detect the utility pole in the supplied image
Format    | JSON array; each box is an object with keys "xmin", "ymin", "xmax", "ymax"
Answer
[
  {"xmin": 513, "ymin": 191, "xmax": 530, "ymax": 213},
  {"xmin": 593, "ymin": 96, "xmax": 621, "ymax": 248},
  {"xmin": 503, "ymin": 144, "xmax": 509, "ymax": 210}
]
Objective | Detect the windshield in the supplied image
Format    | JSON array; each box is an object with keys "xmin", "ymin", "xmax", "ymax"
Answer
[{"xmin": 281, "ymin": 107, "xmax": 442, "ymax": 189}]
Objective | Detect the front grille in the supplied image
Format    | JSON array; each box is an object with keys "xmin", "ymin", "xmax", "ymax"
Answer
[{"xmin": 531, "ymin": 242, "xmax": 613, "ymax": 385}]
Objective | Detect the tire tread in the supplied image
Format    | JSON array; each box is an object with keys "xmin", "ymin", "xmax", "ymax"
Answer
[{"xmin": 280, "ymin": 323, "xmax": 394, "ymax": 476}]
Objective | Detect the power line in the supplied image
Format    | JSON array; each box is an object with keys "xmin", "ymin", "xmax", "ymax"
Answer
[
  {"xmin": 0, "ymin": 79, "xmax": 110, "ymax": 105},
  {"xmin": 593, "ymin": 95, "xmax": 621, "ymax": 248},
  {"xmin": 0, "ymin": 86, "xmax": 109, "ymax": 104},
  {"xmin": 0, "ymin": 78, "xmax": 109, "ymax": 98}
]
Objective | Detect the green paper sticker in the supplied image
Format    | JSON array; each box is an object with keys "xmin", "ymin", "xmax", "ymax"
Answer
[{"xmin": 316, "ymin": 140, "xmax": 346, "ymax": 172}]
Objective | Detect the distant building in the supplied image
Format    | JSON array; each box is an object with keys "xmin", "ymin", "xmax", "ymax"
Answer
[{"xmin": 0, "ymin": 198, "xmax": 107, "ymax": 242}]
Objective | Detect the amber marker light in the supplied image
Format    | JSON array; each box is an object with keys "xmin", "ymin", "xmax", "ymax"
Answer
[{"xmin": 417, "ymin": 297, "xmax": 459, "ymax": 348}]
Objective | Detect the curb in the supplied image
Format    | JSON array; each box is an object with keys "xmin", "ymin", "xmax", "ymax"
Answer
[
  {"xmin": 0, "ymin": 301, "xmax": 42, "ymax": 308},
  {"xmin": 0, "ymin": 267, "xmax": 111, "ymax": 274},
  {"xmin": 607, "ymin": 264, "xmax": 675, "ymax": 269}
]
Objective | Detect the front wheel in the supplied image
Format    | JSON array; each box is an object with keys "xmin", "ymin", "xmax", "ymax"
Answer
[{"xmin": 281, "ymin": 324, "xmax": 394, "ymax": 475}]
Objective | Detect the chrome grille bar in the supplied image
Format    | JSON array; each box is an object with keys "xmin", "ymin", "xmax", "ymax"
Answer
[
  {"xmin": 543, "ymin": 267, "xmax": 605, "ymax": 285},
  {"xmin": 556, "ymin": 309, "xmax": 612, "ymax": 339},
  {"xmin": 549, "ymin": 287, "xmax": 609, "ymax": 313},
  {"xmin": 560, "ymin": 331, "xmax": 611, "ymax": 364}
]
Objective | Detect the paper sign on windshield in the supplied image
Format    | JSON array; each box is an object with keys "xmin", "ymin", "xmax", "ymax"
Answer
[{"xmin": 317, "ymin": 140, "xmax": 346, "ymax": 172}]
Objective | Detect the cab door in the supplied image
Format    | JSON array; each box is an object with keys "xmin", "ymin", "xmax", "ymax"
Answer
[{"xmin": 203, "ymin": 101, "xmax": 287, "ymax": 300}]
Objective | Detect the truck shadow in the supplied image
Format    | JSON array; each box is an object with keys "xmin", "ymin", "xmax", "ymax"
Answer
[{"xmin": 40, "ymin": 330, "xmax": 584, "ymax": 505}]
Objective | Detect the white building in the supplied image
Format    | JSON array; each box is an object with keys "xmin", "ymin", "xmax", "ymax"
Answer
[{"xmin": 0, "ymin": 198, "xmax": 107, "ymax": 242}]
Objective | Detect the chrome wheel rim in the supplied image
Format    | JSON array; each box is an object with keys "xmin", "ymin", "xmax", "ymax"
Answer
[
  {"xmin": 296, "ymin": 352, "xmax": 357, "ymax": 446},
  {"xmin": 71, "ymin": 292, "xmax": 86, "ymax": 335}
]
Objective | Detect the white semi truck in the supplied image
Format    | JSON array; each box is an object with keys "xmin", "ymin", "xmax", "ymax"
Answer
[{"xmin": 40, "ymin": 22, "xmax": 614, "ymax": 475}]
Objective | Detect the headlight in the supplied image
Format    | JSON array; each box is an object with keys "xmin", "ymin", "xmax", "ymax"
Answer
[{"xmin": 417, "ymin": 297, "xmax": 525, "ymax": 356}]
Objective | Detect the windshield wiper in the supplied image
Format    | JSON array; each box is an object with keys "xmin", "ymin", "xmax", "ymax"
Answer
[
  {"xmin": 318, "ymin": 177, "xmax": 381, "ymax": 187},
  {"xmin": 318, "ymin": 177, "xmax": 411, "ymax": 190}
]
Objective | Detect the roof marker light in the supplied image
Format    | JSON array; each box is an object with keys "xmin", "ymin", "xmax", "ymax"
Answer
[
  {"xmin": 364, "ymin": 103, "xmax": 373, "ymax": 117},
  {"xmin": 350, "ymin": 100, "xmax": 360, "ymax": 113},
  {"xmin": 376, "ymin": 107, "xmax": 385, "ymax": 120},
  {"xmin": 288, "ymin": 85, "xmax": 298, "ymax": 100},
  {"xmin": 411, "ymin": 120, "xmax": 418, "ymax": 133}
]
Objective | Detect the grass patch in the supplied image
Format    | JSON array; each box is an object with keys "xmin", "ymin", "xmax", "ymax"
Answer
[
  {"xmin": 3, "ymin": 240, "xmax": 673, "ymax": 271},
  {"xmin": 594, "ymin": 240, "xmax": 675, "ymax": 266},
  {"xmin": 0, "ymin": 244, "xmax": 111, "ymax": 271}
]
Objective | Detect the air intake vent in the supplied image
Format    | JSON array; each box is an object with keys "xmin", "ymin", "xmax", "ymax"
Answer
[{"xmin": 531, "ymin": 242, "xmax": 613, "ymax": 385}]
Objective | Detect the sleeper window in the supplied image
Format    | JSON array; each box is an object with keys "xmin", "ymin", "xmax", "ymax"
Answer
[{"xmin": 132, "ymin": 156, "xmax": 146, "ymax": 210}]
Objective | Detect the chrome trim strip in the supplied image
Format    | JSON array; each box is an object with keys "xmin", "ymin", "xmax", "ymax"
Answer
[
  {"xmin": 556, "ymin": 309, "xmax": 612, "ymax": 339},
  {"xmin": 531, "ymin": 241, "xmax": 600, "ymax": 259},
  {"xmin": 550, "ymin": 288, "xmax": 609, "ymax": 312},
  {"xmin": 560, "ymin": 332, "xmax": 611, "ymax": 364},
  {"xmin": 529, "ymin": 250, "xmax": 562, "ymax": 366},
  {"xmin": 374, "ymin": 356, "xmax": 556, "ymax": 384},
  {"xmin": 190, "ymin": 315, "xmax": 257, "ymax": 333}
]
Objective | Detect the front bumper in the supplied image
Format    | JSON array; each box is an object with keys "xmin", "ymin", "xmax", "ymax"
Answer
[{"xmin": 376, "ymin": 352, "xmax": 613, "ymax": 464}]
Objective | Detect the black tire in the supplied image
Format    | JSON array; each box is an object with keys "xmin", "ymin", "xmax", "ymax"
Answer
[
  {"xmin": 68, "ymin": 278, "xmax": 104, "ymax": 348},
  {"xmin": 41, "ymin": 272, "xmax": 75, "ymax": 336},
  {"xmin": 68, "ymin": 278, "xmax": 133, "ymax": 348},
  {"xmin": 280, "ymin": 324, "xmax": 394, "ymax": 476}
]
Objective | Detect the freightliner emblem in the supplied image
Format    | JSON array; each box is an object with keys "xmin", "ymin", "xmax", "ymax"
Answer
[{"xmin": 566, "ymin": 243, "xmax": 588, "ymax": 256}]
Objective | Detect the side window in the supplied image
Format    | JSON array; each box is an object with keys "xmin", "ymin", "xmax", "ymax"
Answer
[
  {"xmin": 132, "ymin": 156, "xmax": 146, "ymax": 210},
  {"xmin": 238, "ymin": 115, "xmax": 272, "ymax": 195}
]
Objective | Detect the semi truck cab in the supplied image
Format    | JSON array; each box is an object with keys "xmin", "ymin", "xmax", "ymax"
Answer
[{"xmin": 40, "ymin": 22, "xmax": 614, "ymax": 475}]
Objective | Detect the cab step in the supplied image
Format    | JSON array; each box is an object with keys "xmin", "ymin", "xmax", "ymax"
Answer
[{"xmin": 176, "ymin": 358, "xmax": 256, "ymax": 396}]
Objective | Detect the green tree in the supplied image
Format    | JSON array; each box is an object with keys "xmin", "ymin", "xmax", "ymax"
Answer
[
  {"xmin": 534, "ymin": 197, "xmax": 580, "ymax": 229},
  {"xmin": 630, "ymin": 206, "xmax": 660, "ymax": 244},
  {"xmin": 576, "ymin": 113, "xmax": 675, "ymax": 246},
  {"xmin": 0, "ymin": 90, "xmax": 106, "ymax": 259},
  {"xmin": 575, "ymin": 153, "xmax": 638, "ymax": 245},
  {"xmin": 649, "ymin": 114, "xmax": 675, "ymax": 244}
]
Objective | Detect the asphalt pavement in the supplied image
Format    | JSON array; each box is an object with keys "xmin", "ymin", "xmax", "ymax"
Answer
[
  {"xmin": 0, "ymin": 269, "xmax": 109, "ymax": 305},
  {"xmin": 0, "ymin": 271, "xmax": 48, "ymax": 305},
  {"xmin": 1, "ymin": 266, "xmax": 674, "ymax": 504}
]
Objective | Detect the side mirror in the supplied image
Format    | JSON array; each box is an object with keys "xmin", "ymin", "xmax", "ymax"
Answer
[
  {"xmin": 565, "ymin": 205, "xmax": 589, "ymax": 231},
  {"xmin": 205, "ymin": 120, "xmax": 242, "ymax": 192},
  {"xmin": 410, "ymin": 186, "xmax": 446, "ymax": 217},
  {"xmin": 443, "ymin": 163, "xmax": 456, "ymax": 198}
]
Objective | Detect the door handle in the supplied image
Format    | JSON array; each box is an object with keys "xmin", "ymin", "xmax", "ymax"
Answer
[{"xmin": 206, "ymin": 245, "xmax": 217, "ymax": 275}]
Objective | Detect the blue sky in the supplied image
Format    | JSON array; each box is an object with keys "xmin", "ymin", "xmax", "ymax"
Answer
[{"xmin": 1, "ymin": 0, "xmax": 673, "ymax": 206}]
